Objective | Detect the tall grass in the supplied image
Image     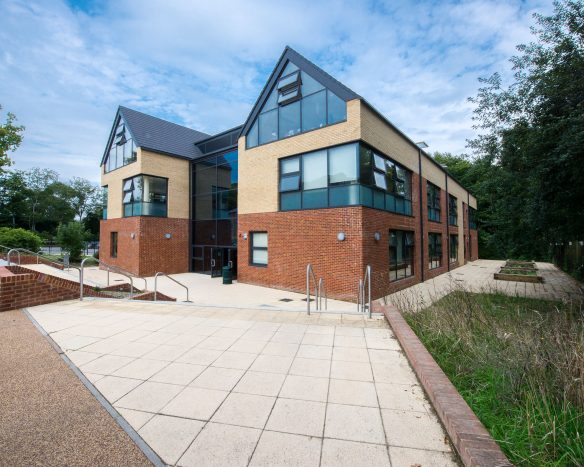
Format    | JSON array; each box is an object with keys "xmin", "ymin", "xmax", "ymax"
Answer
[{"xmin": 402, "ymin": 290, "xmax": 584, "ymax": 466}]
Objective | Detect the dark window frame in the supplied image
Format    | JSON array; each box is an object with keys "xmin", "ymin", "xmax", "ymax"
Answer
[
  {"xmin": 428, "ymin": 232, "xmax": 442, "ymax": 269},
  {"xmin": 122, "ymin": 173, "xmax": 169, "ymax": 218},
  {"xmin": 278, "ymin": 141, "xmax": 413, "ymax": 216},
  {"xmin": 449, "ymin": 234, "xmax": 458, "ymax": 264},
  {"xmin": 448, "ymin": 194, "xmax": 458, "ymax": 226},
  {"xmin": 102, "ymin": 185, "xmax": 108, "ymax": 220},
  {"xmin": 427, "ymin": 182, "xmax": 441, "ymax": 223},
  {"xmin": 469, "ymin": 207, "xmax": 478, "ymax": 230},
  {"xmin": 110, "ymin": 231, "xmax": 118, "ymax": 258},
  {"xmin": 250, "ymin": 232, "xmax": 268, "ymax": 267},
  {"xmin": 389, "ymin": 230, "xmax": 415, "ymax": 282},
  {"xmin": 104, "ymin": 117, "xmax": 138, "ymax": 173},
  {"xmin": 246, "ymin": 67, "xmax": 347, "ymax": 150}
]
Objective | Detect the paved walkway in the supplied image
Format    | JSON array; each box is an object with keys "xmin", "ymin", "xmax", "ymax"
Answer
[
  {"xmin": 27, "ymin": 300, "xmax": 457, "ymax": 466},
  {"xmin": 383, "ymin": 260, "xmax": 583, "ymax": 312},
  {"xmin": 25, "ymin": 264, "xmax": 355, "ymax": 312},
  {"xmin": 0, "ymin": 309, "xmax": 150, "ymax": 466}
]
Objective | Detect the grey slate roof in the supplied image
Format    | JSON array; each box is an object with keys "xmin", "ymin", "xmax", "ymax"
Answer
[{"xmin": 101, "ymin": 106, "xmax": 211, "ymax": 165}]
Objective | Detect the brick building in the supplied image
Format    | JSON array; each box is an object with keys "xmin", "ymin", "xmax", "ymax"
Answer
[{"xmin": 100, "ymin": 47, "xmax": 478, "ymax": 300}]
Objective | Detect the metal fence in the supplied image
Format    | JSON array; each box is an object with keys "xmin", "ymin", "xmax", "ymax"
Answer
[{"xmin": 552, "ymin": 241, "xmax": 584, "ymax": 280}]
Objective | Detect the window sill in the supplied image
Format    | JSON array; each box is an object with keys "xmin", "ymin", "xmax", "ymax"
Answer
[
  {"xmin": 389, "ymin": 274, "xmax": 415, "ymax": 283},
  {"xmin": 249, "ymin": 263, "xmax": 268, "ymax": 268}
]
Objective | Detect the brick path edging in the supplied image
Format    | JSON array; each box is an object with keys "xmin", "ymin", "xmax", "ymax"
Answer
[{"xmin": 376, "ymin": 303, "xmax": 513, "ymax": 467}]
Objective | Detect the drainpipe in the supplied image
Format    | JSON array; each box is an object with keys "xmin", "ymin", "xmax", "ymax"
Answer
[
  {"xmin": 418, "ymin": 149, "xmax": 424, "ymax": 282},
  {"xmin": 445, "ymin": 172, "xmax": 450, "ymax": 272}
]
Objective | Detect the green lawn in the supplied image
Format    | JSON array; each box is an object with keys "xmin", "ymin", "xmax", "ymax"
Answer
[{"xmin": 403, "ymin": 292, "xmax": 584, "ymax": 466}]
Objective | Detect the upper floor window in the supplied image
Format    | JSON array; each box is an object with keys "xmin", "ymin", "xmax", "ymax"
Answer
[
  {"xmin": 427, "ymin": 182, "xmax": 441, "ymax": 222},
  {"xmin": 448, "ymin": 194, "xmax": 458, "ymax": 226},
  {"xmin": 123, "ymin": 174, "xmax": 168, "ymax": 217},
  {"xmin": 104, "ymin": 117, "xmax": 137, "ymax": 173},
  {"xmin": 278, "ymin": 142, "xmax": 412, "ymax": 215},
  {"xmin": 102, "ymin": 186, "xmax": 108, "ymax": 220},
  {"xmin": 469, "ymin": 207, "xmax": 477, "ymax": 230},
  {"xmin": 246, "ymin": 61, "xmax": 347, "ymax": 149}
]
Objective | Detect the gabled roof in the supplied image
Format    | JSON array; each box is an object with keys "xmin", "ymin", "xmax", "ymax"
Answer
[
  {"xmin": 240, "ymin": 46, "xmax": 469, "ymax": 192},
  {"xmin": 100, "ymin": 106, "xmax": 211, "ymax": 166},
  {"xmin": 240, "ymin": 46, "xmax": 360, "ymax": 137}
]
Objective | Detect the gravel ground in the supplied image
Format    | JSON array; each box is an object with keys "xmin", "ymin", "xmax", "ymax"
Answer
[{"xmin": 0, "ymin": 309, "xmax": 151, "ymax": 466}]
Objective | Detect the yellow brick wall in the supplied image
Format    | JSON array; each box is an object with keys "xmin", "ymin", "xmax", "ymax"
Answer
[
  {"xmin": 100, "ymin": 148, "xmax": 190, "ymax": 219},
  {"xmin": 360, "ymin": 103, "xmax": 420, "ymax": 174},
  {"xmin": 237, "ymin": 99, "xmax": 361, "ymax": 214}
]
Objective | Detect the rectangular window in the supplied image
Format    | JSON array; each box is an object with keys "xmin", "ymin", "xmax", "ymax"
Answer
[
  {"xmin": 278, "ymin": 142, "xmax": 412, "ymax": 214},
  {"xmin": 389, "ymin": 230, "xmax": 414, "ymax": 281},
  {"xmin": 259, "ymin": 109, "xmax": 278, "ymax": 145},
  {"xmin": 427, "ymin": 183, "xmax": 441, "ymax": 222},
  {"xmin": 301, "ymin": 90, "xmax": 326, "ymax": 132},
  {"xmin": 449, "ymin": 234, "xmax": 458, "ymax": 264},
  {"xmin": 428, "ymin": 233, "xmax": 442, "ymax": 269},
  {"xmin": 250, "ymin": 232, "xmax": 268, "ymax": 266},
  {"xmin": 110, "ymin": 232, "xmax": 118, "ymax": 258},
  {"xmin": 122, "ymin": 174, "xmax": 168, "ymax": 217},
  {"xmin": 278, "ymin": 101, "xmax": 300, "ymax": 138},
  {"xmin": 448, "ymin": 195, "xmax": 458, "ymax": 226},
  {"xmin": 102, "ymin": 186, "xmax": 108, "ymax": 220},
  {"xmin": 469, "ymin": 207, "xmax": 477, "ymax": 230}
]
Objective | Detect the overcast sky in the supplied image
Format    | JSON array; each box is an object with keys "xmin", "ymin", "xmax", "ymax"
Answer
[{"xmin": 0, "ymin": 0, "xmax": 553, "ymax": 183}]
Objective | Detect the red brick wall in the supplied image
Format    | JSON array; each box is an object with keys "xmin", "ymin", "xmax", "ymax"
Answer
[
  {"xmin": 100, "ymin": 217, "xmax": 189, "ymax": 277},
  {"xmin": 238, "ymin": 208, "xmax": 365, "ymax": 302}
]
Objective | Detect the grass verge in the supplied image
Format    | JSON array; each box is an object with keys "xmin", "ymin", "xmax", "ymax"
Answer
[{"xmin": 403, "ymin": 291, "xmax": 584, "ymax": 466}]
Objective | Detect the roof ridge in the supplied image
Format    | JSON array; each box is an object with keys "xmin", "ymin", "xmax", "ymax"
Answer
[{"xmin": 118, "ymin": 106, "xmax": 210, "ymax": 138}]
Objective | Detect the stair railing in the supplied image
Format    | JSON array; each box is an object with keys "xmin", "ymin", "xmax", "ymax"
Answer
[
  {"xmin": 306, "ymin": 264, "xmax": 319, "ymax": 315},
  {"xmin": 6, "ymin": 249, "xmax": 21, "ymax": 266},
  {"xmin": 318, "ymin": 277, "xmax": 328, "ymax": 311},
  {"xmin": 154, "ymin": 272, "xmax": 191, "ymax": 302},
  {"xmin": 357, "ymin": 265, "xmax": 372, "ymax": 318},
  {"xmin": 80, "ymin": 257, "xmax": 134, "ymax": 301}
]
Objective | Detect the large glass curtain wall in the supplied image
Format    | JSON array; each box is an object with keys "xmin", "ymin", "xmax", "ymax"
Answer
[
  {"xmin": 246, "ymin": 61, "xmax": 347, "ymax": 148},
  {"xmin": 279, "ymin": 142, "xmax": 413, "ymax": 215},
  {"xmin": 191, "ymin": 150, "xmax": 238, "ymax": 249}
]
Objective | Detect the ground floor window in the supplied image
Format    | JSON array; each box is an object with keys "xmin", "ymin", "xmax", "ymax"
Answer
[
  {"xmin": 389, "ymin": 230, "xmax": 414, "ymax": 281},
  {"xmin": 449, "ymin": 234, "xmax": 458, "ymax": 264},
  {"xmin": 250, "ymin": 232, "xmax": 268, "ymax": 266},
  {"xmin": 110, "ymin": 232, "xmax": 118, "ymax": 258},
  {"xmin": 428, "ymin": 232, "xmax": 442, "ymax": 269}
]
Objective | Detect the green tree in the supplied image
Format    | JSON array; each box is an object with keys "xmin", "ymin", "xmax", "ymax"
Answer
[
  {"xmin": 68, "ymin": 177, "xmax": 99, "ymax": 221},
  {"xmin": 0, "ymin": 105, "xmax": 24, "ymax": 173},
  {"xmin": 56, "ymin": 221, "xmax": 88, "ymax": 263},
  {"xmin": 0, "ymin": 171, "xmax": 29, "ymax": 227},
  {"xmin": 466, "ymin": 0, "xmax": 584, "ymax": 259}
]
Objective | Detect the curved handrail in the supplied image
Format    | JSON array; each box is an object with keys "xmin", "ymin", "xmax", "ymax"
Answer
[
  {"xmin": 318, "ymin": 277, "xmax": 327, "ymax": 311},
  {"xmin": 358, "ymin": 265, "xmax": 372, "ymax": 318},
  {"xmin": 154, "ymin": 272, "xmax": 190, "ymax": 302},
  {"xmin": 7, "ymin": 249, "xmax": 21, "ymax": 266},
  {"xmin": 80, "ymin": 257, "xmax": 134, "ymax": 301},
  {"xmin": 306, "ymin": 264, "xmax": 319, "ymax": 315}
]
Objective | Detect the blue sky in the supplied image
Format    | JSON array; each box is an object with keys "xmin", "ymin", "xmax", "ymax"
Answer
[{"xmin": 0, "ymin": 0, "xmax": 553, "ymax": 183}]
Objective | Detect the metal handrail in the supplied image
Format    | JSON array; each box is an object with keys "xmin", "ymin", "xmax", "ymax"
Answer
[
  {"xmin": 357, "ymin": 265, "xmax": 372, "ymax": 318},
  {"xmin": 154, "ymin": 272, "xmax": 191, "ymax": 302},
  {"xmin": 98, "ymin": 260, "xmax": 148, "ymax": 292},
  {"xmin": 7, "ymin": 249, "xmax": 21, "ymax": 266},
  {"xmin": 15, "ymin": 247, "xmax": 81, "ymax": 274},
  {"xmin": 80, "ymin": 257, "xmax": 134, "ymax": 301},
  {"xmin": 306, "ymin": 264, "xmax": 319, "ymax": 315},
  {"xmin": 318, "ymin": 277, "xmax": 328, "ymax": 311}
]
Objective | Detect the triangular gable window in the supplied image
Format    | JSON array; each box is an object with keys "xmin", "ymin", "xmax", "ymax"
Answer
[
  {"xmin": 104, "ymin": 116, "xmax": 137, "ymax": 173},
  {"xmin": 246, "ymin": 60, "xmax": 347, "ymax": 149}
]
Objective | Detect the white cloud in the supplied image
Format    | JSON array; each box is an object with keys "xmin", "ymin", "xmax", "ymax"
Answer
[{"xmin": 0, "ymin": 0, "xmax": 554, "ymax": 182}]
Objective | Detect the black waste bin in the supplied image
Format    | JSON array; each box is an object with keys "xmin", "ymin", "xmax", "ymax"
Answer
[{"xmin": 222, "ymin": 266, "xmax": 233, "ymax": 284}]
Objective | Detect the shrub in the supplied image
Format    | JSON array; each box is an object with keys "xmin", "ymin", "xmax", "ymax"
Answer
[
  {"xmin": 0, "ymin": 227, "xmax": 42, "ymax": 251},
  {"xmin": 56, "ymin": 221, "xmax": 88, "ymax": 263},
  {"xmin": 93, "ymin": 250, "xmax": 99, "ymax": 260}
]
